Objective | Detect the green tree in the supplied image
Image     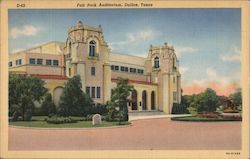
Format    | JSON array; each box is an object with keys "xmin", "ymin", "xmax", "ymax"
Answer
[
  {"xmin": 197, "ymin": 88, "xmax": 219, "ymax": 113},
  {"xmin": 229, "ymin": 89, "xmax": 242, "ymax": 111},
  {"xmin": 58, "ymin": 75, "xmax": 93, "ymax": 117},
  {"xmin": 185, "ymin": 88, "xmax": 220, "ymax": 114},
  {"xmin": 106, "ymin": 77, "xmax": 133, "ymax": 122},
  {"xmin": 41, "ymin": 93, "xmax": 57, "ymax": 116},
  {"xmin": 9, "ymin": 74, "xmax": 47, "ymax": 121}
]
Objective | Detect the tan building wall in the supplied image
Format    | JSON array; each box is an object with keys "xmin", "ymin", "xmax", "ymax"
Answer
[{"xmin": 9, "ymin": 42, "xmax": 65, "ymax": 76}]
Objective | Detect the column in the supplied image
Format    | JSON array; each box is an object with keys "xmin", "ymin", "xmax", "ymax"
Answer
[
  {"xmin": 162, "ymin": 73, "xmax": 170, "ymax": 114},
  {"xmin": 103, "ymin": 63, "xmax": 111, "ymax": 104},
  {"xmin": 77, "ymin": 61, "xmax": 86, "ymax": 91}
]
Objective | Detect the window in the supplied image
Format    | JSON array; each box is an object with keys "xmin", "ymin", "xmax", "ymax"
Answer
[
  {"xmin": 68, "ymin": 68, "xmax": 71, "ymax": 76},
  {"xmin": 91, "ymin": 67, "xmax": 95, "ymax": 76},
  {"xmin": 130, "ymin": 68, "xmax": 136, "ymax": 73},
  {"xmin": 97, "ymin": 87, "xmax": 101, "ymax": 98},
  {"xmin": 86, "ymin": 87, "xmax": 90, "ymax": 96},
  {"xmin": 114, "ymin": 65, "xmax": 119, "ymax": 71},
  {"xmin": 9, "ymin": 61, "xmax": 12, "ymax": 67},
  {"xmin": 69, "ymin": 42, "xmax": 72, "ymax": 54},
  {"xmin": 46, "ymin": 59, "xmax": 52, "ymax": 65},
  {"xmin": 173, "ymin": 58, "xmax": 176, "ymax": 70},
  {"xmin": 91, "ymin": 87, "xmax": 95, "ymax": 98},
  {"xmin": 121, "ymin": 66, "xmax": 125, "ymax": 71},
  {"xmin": 137, "ymin": 69, "xmax": 144, "ymax": 74},
  {"xmin": 111, "ymin": 65, "xmax": 115, "ymax": 70},
  {"xmin": 121, "ymin": 66, "xmax": 128, "ymax": 72},
  {"xmin": 154, "ymin": 56, "xmax": 160, "ymax": 68},
  {"xmin": 173, "ymin": 92, "xmax": 177, "ymax": 101},
  {"xmin": 89, "ymin": 40, "xmax": 96, "ymax": 57},
  {"xmin": 29, "ymin": 58, "xmax": 35, "ymax": 64},
  {"xmin": 16, "ymin": 59, "xmax": 22, "ymax": 65},
  {"xmin": 53, "ymin": 60, "xmax": 59, "ymax": 66},
  {"xmin": 37, "ymin": 59, "xmax": 43, "ymax": 65}
]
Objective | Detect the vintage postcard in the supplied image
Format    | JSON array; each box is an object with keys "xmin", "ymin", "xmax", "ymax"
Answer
[{"xmin": 0, "ymin": 0, "xmax": 249, "ymax": 159}]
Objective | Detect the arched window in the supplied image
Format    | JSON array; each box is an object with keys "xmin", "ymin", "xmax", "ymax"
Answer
[
  {"xmin": 154, "ymin": 56, "xmax": 160, "ymax": 68},
  {"xmin": 89, "ymin": 40, "xmax": 96, "ymax": 57}
]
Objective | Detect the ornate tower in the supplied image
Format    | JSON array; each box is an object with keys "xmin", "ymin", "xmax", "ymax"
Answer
[
  {"xmin": 145, "ymin": 43, "xmax": 181, "ymax": 114},
  {"xmin": 64, "ymin": 21, "xmax": 111, "ymax": 104}
]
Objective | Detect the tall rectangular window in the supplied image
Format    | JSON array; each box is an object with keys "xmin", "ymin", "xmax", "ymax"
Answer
[
  {"xmin": 86, "ymin": 87, "xmax": 90, "ymax": 96},
  {"xmin": 111, "ymin": 65, "xmax": 115, "ymax": 70},
  {"xmin": 137, "ymin": 69, "xmax": 144, "ymax": 74},
  {"xmin": 91, "ymin": 87, "xmax": 95, "ymax": 98},
  {"xmin": 37, "ymin": 59, "xmax": 43, "ymax": 65},
  {"xmin": 53, "ymin": 60, "xmax": 59, "ymax": 66},
  {"xmin": 46, "ymin": 59, "xmax": 52, "ymax": 65},
  {"xmin": 121, "ymin": 66, "xmax": 125, "ymax": 71},
  {"xmin": 68, "ymin": 68, "xmax": 71, "ymax": 76},
  {"xmin": 9, "ymin": 61, "xmax": 12, "ymax": 67},
  {"xmin": 173, "ymin": 92, "xmax": 177, "ymax": 101},
  {"xmin": 16, "ymin": 59, "xmax": 22, "ymax": 65},
  {"xmin": 114, "ymin": 66, "xmax": 119, "ymax": 71},
  {"xmin": 91, "ymin": 67, "xmax": 95, "ymax": 76},
  {"xmin": 29, "ymin": 58, "xmax": 35, "ymax": 64},
  {"xmin": 97, "ymin": 87, "xmax": 101, "ymax": 98}
]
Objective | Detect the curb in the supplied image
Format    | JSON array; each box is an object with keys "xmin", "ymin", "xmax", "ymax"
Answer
[{"xmin": 9, "ymin": 123, "xmax": 132, "ymax": 130}]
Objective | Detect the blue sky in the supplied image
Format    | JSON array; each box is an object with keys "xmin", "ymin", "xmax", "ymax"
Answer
[{"xmin": 9, "ymin": 9, "xmax": 241, "ymax": 95}]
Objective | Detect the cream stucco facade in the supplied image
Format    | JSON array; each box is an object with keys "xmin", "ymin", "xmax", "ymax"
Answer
[{"xmin": 9, "ymin": 21, "xmax": 181, "ymax": 114}]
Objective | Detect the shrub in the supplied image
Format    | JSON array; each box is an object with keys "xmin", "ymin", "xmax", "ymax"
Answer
[
  {"xmin": 41, "ymin": 93, "xmax": 57, "ymax": 116},
  {"xmin": 58, "ymin": 75, "xmax": 93, "ymax": 117},
  {"xmin": 91, "ymin": 103, "xmax": 108, "ymax": 115},
  {"xmin": 79, "ymin": 114, "xmax": 94, "ymax": 121},
  {"xmin": 187, "ymin": 107, "xmax": 197, "ymax": 115},
  {"xmin": 24, "ymin": 109, "xmax": 33, "ymax": 121},
  {"xmin": 46, "ymin": 116, "xmax": 77, "ymax": 124},
  {"xmin": 171, "ymin": 103, "xmax": 188, "ymax": 114}
]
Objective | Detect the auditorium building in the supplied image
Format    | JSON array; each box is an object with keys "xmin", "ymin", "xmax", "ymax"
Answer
[{"xmin": 9, "ymin": 21, "xmax": 181, "ymax": 114}]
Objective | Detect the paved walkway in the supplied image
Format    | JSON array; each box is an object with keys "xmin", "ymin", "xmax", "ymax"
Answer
[
  {"xmin": 9, "ymin": 118, "xmax": 241, "ymax": 150},
  {"xmin": 128, "ymin": 114, "xmax": 191, "ymax": 121}
]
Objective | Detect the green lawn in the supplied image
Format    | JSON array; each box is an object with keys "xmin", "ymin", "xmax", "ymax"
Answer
[
  {"xmin": 9, "ymin": 120, "xmax": 130, "ymax": 128},
  {"xmin": 171, "ymin": 116, "xmax": 242, "ymax": 122}
]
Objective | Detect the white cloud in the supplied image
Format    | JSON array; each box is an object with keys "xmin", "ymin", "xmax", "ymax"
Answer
[
  {"xmin": 10, "ymin": 25, "xmax": 41, "ymax": 39},
  {"xmin": 110, "ymin": 28, "xmax": 161, "ymax": 48},
  {"xmin": 182, "ymin": 67, "xmax": 240, "ymax": 96},
  {"xmin": 206, "ymin": 67, "xmax": 217, "ymax": 80},
  {"xmin": 179, "ymin": 66, "xmax": 189, "ymax": 75},
  {"xmin": 138, "ymin": 29, "xmax": 156, "ymax": 40},
  {"xmin": 175, "ymin": 46, "xmax": 197, "ymax": 57},
  {"xmin": 220, "ymin": 46, "xmax": 241, "ymax": 62},
  {"xmin": 193, "ymin": 67, "xmax": 236, "ymax": 87}
]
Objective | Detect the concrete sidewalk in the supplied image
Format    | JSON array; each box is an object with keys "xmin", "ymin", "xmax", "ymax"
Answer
[{"xmin": 129, "ymin": 114, "xmax": 191, "ymax": 121}]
